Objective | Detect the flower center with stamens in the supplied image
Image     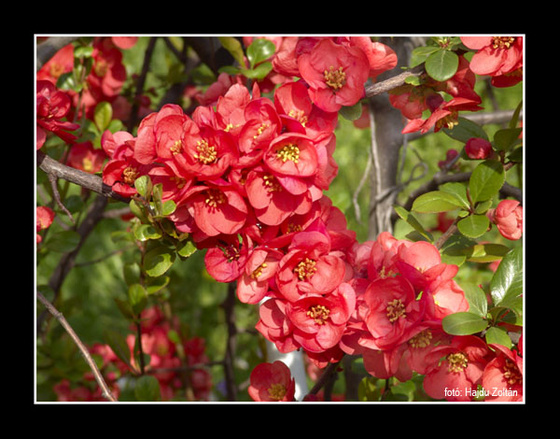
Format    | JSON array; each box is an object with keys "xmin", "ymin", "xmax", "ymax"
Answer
[
  {"xmin": 171, "ymin": 140, "xmax": 182, "ymax": 155},
  {"xmin": 253, "ymin": 123, "xmax": 270, "ymax": 140},
  {"xmin": 251, "ymin": 263, "xmax": 268, "ymax": 279},
  {"xmin": 324, "ymin": 66, "xmax": 346, "ymax": 91},
  {"xmin": 123, "ymin": 166, "xmax": 139, "ymax": 185},
  {"xmin": 503, "ymin": 359, "xmax": 522, "ymax": 385},
  {"xmin": 447, "ymin": 352, "xmax": 468, "ymax": 373},
  {"xmin": 276, "ymin": 144, "xmax": 300, "ymax": 163},
  {"xmin": 194, "ymin": 140, "xmax": 218, "ymax": 164},
  {"xmin": 268, "ymin": 383, "xmax": 287, "ymax": 400},
  {"xmin": 386, "ymin": 299, "xmax": 406, "ymax": 323},
  {"xmin": 408, "ymin": 329, "xmax": 433, "ymax": 349},
  {"xmin": 492, "ymin": 37, "xmax": 516, "ymax": 50},
  {"xmin": 263, "ymin": 174, "xmax": 282, "ymax": 192},
  {"xmin": 288, "ymin": 109, "xmax": 308, "ymax": 127},
  {"xmin": 307, "ymin": 304, "xmax": 330, "ymax": 325},
  {"xmin": 294, "ymin": 258, "xmax": 317, "ymax": 281},
  {"xmin": 205, "ymin": 189, "xmax": 226, "ymax": 209}
]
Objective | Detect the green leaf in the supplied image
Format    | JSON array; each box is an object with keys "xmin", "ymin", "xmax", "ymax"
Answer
[
  {"xmin": 409, "ymin": 45, "xmax": 441, "ymax": 67},
  {"xmin": 443, "ymin": 117, "xmax": 488, "ymax": 143},
  {"xmin": 128, "ymin": 284, "xmax": 147, "ymax": 315},
  {"xmin": 133, "ymin": 224, "xmax": 162, "ymax": 241},
  {"xmin": 462, "ymin": 283, "xmax": 488, "ymax": 317},
  {"xmin": 442, "ymin": 312, "xmax": 488, "ymax": 335},
  {"xmin": 393, "ymin": 205, "xmax": 433, "ymax": 242},
  {"xmin": 469, "ymin": 159, "xmax": 505, "ymax": 203},
  {"xmin": 489, "ymin": 246, "xmax": 523, "ymax": 308},
  {"xmin": 45, "ymin": 230, "xmax": 81, "ymax": 253},
  {"xmin": 143, "ymin": 245, "xmax": 176, "ymax": 277},
  {"xmin": 485, "ymin": 326, "xmax": 513, "ymax": 349},
  {"xmin": 457, "ymin": 214, "xmax": 490, "ymax": 239},
  {"xmin": 134, "ymin": 375, "xmax": 161, "ymax": 401},
  {"xmin": 246, "ymin": 38, "xmax": 276, "ymax": 68},
  {"xmin": 339, "ymin": 102, "xmax": 363, "ymax": 121},
  {"xmin": 218, "ymin": 37, "xmax": 246, "ymax": 67},
  {"xmin": 425, "ymin": 49, "xmax": 459, "ymax": 82},
  {"xmin": 103, "ymin": 329, "xmax": 134, "ymax": 372},
  {"xmin": 240, "ymin": 62, "xmax": 273, "ymax": 80},
  {"xmin": 440, "ymin": 182, "xmax": 470, "ymax": 210},
  {"xmin": 411, "ymin": 190, "xmax": 464, "ymax": 213},
  {"xmin": 464, "ymin": 243, "xmax": 510, "ymax": 263},
  {"xmin": 176, "ymin": 239, "xmax": 197, "ymax": 258},
  {"xmin": 162, "ymin": 200, "xmax": 176, "ymax": 216},
  {"xmin": 493, "ymin": 127, "xmax": 522, "ymax": 152},
  {"xmin": 134, "ymin": 175, "xmax": 152, "ymax": 199},
  {"xmin": 94, "ymin": 101, "xmax": 113, "ymax": 132}
]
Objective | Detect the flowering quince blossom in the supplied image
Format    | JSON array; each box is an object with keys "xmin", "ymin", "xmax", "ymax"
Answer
[
  {"xmin": 297, "ymin": 38, "xmax": 370, "ymax": 113},
  {"xmin": 422, "ymin": 335, "xmax": 491, "ymax": 401},
  {"xmin": 460, "ymin": 36, "xmax": 523, "ymax": 87},
  {"xmin": 465, "ymin": 137, "xmax": 493, "ymax": 160},
  {"xmin": 481, "ymin": 342, "xmax": 523, "ymax": 401},
  {"xmin": 248, "ymin": 361, "xmax": 296, "ymax": 401},
  {"xmin": 36, "ymin": 206, "xmax": 55, "ymax": 244},
  {"xmin": 487, "ymin": 199, "xmax": 523, "ymax": 241},
  {"xmin": 36, "ymin": 80, "xmax": 80, "ymax": 149}
]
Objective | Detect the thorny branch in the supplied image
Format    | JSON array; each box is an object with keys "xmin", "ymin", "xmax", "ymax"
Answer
[{"xmin": 37, "ymin": 291, "xmax": 118, "ymax": 402}]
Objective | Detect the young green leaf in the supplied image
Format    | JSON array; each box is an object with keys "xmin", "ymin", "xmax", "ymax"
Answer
[
  {"xmin": 457, "ymin": 214, "xmax": 490, "ymax": 239},
  {"xmin": 489, "ymin": 246, "xmax": 522, "ymax": 308},
  {"xmin": 469, "ymin": 159, "xmax": 505, "ymax": 203},
  {"xmin": 143, "ymin": 245, "xmax": 176, "ymax": 277},
  {"xmin": 246, "ymin": 38, "xmax": 276, "ymax": 68},
  {"xmin": 442, "ymin": 311, "xmax": 488, "ymax": 335},
  {"xmin": 412, "ymin": 190, "xmax": 464, "ymax": 213},
  {"xmin": 425, "ymin": 49, "xmax": 459, "ymax": 82}
]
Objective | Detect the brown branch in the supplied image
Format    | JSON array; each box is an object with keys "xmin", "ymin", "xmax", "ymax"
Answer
[
  {"xmin": 37, "ymin": 291, "xmax": 118, "ymax": 402},
  {"xmin": 364, "ymin": 64, "xmax": 425, "ymax": 98},
  {"xmin": 36, "ymin": 37, "xmax": 80, "ymax": 70},
  {"xmin": 37, "ymin": 151, "xmax": 130, "ymax": 203}
]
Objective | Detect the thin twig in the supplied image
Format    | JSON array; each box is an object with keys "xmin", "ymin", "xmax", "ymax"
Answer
[{"xmin": 37, "ymin": 291, "xmax": 118, "ymax": 402}]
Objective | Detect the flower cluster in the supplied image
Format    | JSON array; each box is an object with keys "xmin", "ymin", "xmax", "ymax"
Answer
[
  {"xmin": 339, "ymin": 232, "xmax": 522, "ymax": 401},
  {"xmin": 390, "ymin": 36, "xmax": 523, "ymax": 135},
  {"xmin": 100, "ymin": 37, "xmax": 399, "ymax": 373}
]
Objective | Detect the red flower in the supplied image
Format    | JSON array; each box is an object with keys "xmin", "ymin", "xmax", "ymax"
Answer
[
  {"xmin": 423, "ymin": 335, "xmax": 491, "ymax": 401},
  {"xmin": 264, "ymin": 132, "xmax": 318, "ymax": 178},
  {"xmin": 236, "ymin": 246, "xmax": 283, "ymax": 304},
  {"xmin": 245, "ymin": 166, "xmax": 313, "ymax": 226},
  {"xmin": 134, "ymin": 104, "xmax": 194, "ymax": 165},
  {"xmin": 182, "ymin": 180, "xmax": 247, "ymax": 239},
  {"xmin": 66, "ymin": 141, "xmax": 106, "ymax": 173},
  {"xmin": 287, "ymin": 282, "xmax": 356, "ymax": 353},
  {"xmin": 255, "ymin": 297, "xmax": 299, "ymax": 354},
  {"xmin": 248, "ymin": 361, "xmax": 296, "ymax": 402},
  {"xmin": 465, "ymin": 137, "xmax": 493, "ymax": 160},
  {"xmin": 487, "ymin": 199, "xmax": 523, "ymax": 240},
  {"xmin": 274, "ymin": 80, "xmax": 339, "ymax": 140},
  {"xmin": 362, "ymin": 276, "xmax": 424, "ymax": 350},
  {"xmin": 36, "ymin": 206, "xmax": 55, "ymax": 244},
  {"xmin": 297, "ymin": 38, "xmax": 370, "ymax": 112},
  {"xmin": 482, "ymin": 343, "xmax": 523, "ymax": 401},
  {"xmin": 102, "ymin": 139, "xmax": 152, "ymax": 198},
  {"xmin": 174, "ymin": 124, "xmax": 238, "ymax": 180},
  {"xmin": 275, "ymin": 227, "xmax": 347, "ymax": 302},
  {"xmin": 204, "ymin": 235, "xmax": 250, "ymax": 283},
  {"xmin": 461, "ymin": 37, "xmax": 523, "ymax": 87},
  {"xmin": 402, "ymin": 96, "xmax": 483, "ymax": 135},
  {"xmin": 36, "ymin": 80, "xmax": 80, "ymax": 148}
]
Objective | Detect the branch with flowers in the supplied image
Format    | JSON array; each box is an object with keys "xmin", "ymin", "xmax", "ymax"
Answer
[{"xmin": 36, "ymin": 35, "xmax": 523, "ymax": 403}]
